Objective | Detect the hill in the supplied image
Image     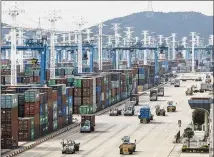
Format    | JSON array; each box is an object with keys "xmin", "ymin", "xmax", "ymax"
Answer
[{"xmin": 1, "ymin": 11, "xmax": 213, "ymax": 42}]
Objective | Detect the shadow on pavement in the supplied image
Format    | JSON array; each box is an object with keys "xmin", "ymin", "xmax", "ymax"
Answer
[{"xmin": 150, "ymin": 121, "xmax": 165, "ymax": 124}]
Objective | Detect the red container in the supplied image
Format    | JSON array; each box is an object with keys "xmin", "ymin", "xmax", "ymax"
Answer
[
  {"xmin": 81, "ymin": 114, "xmax": 95, "ymax": 127},
  {"xmin": 82, "ymin": 79, "xmax": 93, "ymax": 88},
  {"xmin": 66, "ymin": 87, "xmax": 74, "ymax": 96},
  {"xmin": 74, "ymin": 97, "xmax": 82, "ymax": 105},
  {"xmin": 29, "ymin": 102, "xmax": 40, "ymax": 115},
  {"xmin": 1, "ymin": 108, "xmax": 18, "ymax": 148},
  {"xmin": 62, "ymin": 95, "xmax": 66, "ymax": 105},
  {"xmin": 48, "ymin": 100, "xmax": 53, "ymax": 110},
  {"xmin": 52, "ymin": 90, "xmax": 58, "ymax": 101},
  {"xmin": 18, "ymin": 117, "xmax": 34, "ymax": 141},
  {"xmin": 48, "ymin": 108, "xmax": 53, "ymax": 123},
  {"xmin": 82, "ymin": 97, "xmax": 93, "ymax": 105},
  {"xmin": 58, "ymin": 116, "xmax": 65, "ymax": 129},
  {"xmin": 74, "ymin": 88, "xmax": 82, "ymax": 97},
  {"xmin": 82, "ymin": 88, "xmax": 93, "ymax": 97},
  {"xmin": 73, "ymin": 106, "xmax": 79, "ymax": 114},
  {"xmin": 24, "ymin": 103, "xmax": 30, "ymax": 115}
]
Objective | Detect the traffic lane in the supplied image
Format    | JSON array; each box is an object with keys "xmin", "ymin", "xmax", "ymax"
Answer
[{"xmin": 15, "ymin": 123, "xmax": 117, "ymax": 157}]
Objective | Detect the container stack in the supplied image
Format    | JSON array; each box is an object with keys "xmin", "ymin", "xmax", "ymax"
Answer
[
  {"xmin": 48, "ymin": 84, "xmax": 66, "ymax": 129},
  {"xmin": 65, "ymin": 87, "xmax": 73, "ymax": 124},
  {"xmin": 73, "ymin": 77, "xmax": 82, "ymax": 114},
  {"xmin": 39, "ymin": 93, "xmax": 48, "ymax": 137},
  {"xmin": 24, "ymin": 89, "xmax": 40, "ymax": 139},
  {"xmin": 110, "ymin": 72, "xmax": 121, "ymax": 105},
  {"xmin": 79, "ymin": 78, "xmax": 96, "ymax": 114},
  {"xmin": 137, "ymin": 67, "xmax": 145, "ymax": 92},
  {"xmin": 18, "ymin": 93, "xmax": 25, "ymax": 117},
  {"xmin": 1, "ymin": 94, "xmax": 19, "ymax": 149},
  {"xmin": 18, "ymin": 117, "xmax": 35, "ymax": 141},
  {"xmin": 49, "ymin": 90, "xmax": 57, "ymax": 132}
]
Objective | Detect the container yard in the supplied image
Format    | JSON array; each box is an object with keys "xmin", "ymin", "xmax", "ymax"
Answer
[
  {"xmin": 1, "ymin": 1, "xmax": 213, "ymax": 157},
  {"xmin": 1, "ymin": 62, "xmax": 159, "ymax": 149}
]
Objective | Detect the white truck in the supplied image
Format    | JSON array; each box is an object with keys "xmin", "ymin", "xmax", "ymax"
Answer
[
  {"xmin": 124, "ymin": 101, "xmax": 135, "ymax": 116},
  {"xmin": 174, "ymin": 79, "xmax": 180, "ymax": 87},
  {"xmin": 200, "ymin": 83, "xmax": 213, "ymax": 92}
]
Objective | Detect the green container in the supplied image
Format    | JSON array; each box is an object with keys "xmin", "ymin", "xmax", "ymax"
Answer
[
  {"xmin": 53, "ymin": 120, "xmax": 58, "ymax": 131},
  {"xmin": 31, "ymin": 128, "xmax": 35, "ymax": 141},
  {"xmin": 67, "ymin": 77, "xmax": 74, "ymax": 83},
  {"xmin": 44, "ymin": 113, "xmax": 48, "ymax": 124},
  {"xmin": 40, "ymin": 115, "xmax": 44, "ymax": 125},
  {"xmin": 48, "ymin": 79, "xmax": 56, "ymax": 85},
  {"xmin": 4, "ymin": 94, "xmax": 18, "ymax": 108},
  {"xmin": 79, "ymin": 105, "xmax": 93, "ymax": 114},
  {"xmin": 65, "ymin": 68, "xmax": 74, "ymax": 75},
  {"xmin": 74, "ymin": 79, "xmax": 82, "ymax": 88}
]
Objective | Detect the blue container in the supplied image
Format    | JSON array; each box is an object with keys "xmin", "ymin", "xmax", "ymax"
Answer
[
  {"xmin": 58, "ymin": 107, "xmax": 62, "ymax": 116},
  {"xmin": 139, "ymin": 106, "xmax": 151, "ymax": 119},
  {"xmin": 139, "ymin": 68, "xmax": 145, "ymax": 74},
  {"xmin": 68, "ymin": 96, "xmax": 73, "ymax": 106},
  {"xmin": 40, "ymin": 104, "xmax": 44, "ymax": 113},
  {"xmin": 62, "ymin": 106, "xmax": 66, "ymax": 115},
  {"xmin": 57, "ymin": 96, "xmax": 62, "ymax": 106}
]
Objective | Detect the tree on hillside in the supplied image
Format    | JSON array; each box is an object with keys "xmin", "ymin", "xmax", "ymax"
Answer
[
  {"xmin": 183, "ymin": 127, "xmax": 194, "ymax": 148},
  {"xmin": 192, "ymin": 109, "xmax": 205, "ymax": 125}
]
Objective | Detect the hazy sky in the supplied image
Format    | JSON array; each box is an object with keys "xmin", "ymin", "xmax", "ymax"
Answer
[{"xmin": 2, "ymin": 1, "xmax": 213, "ymax": 31}]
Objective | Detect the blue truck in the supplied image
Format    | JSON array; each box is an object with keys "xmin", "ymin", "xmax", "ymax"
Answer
[{"xmin": 138, "ymin": 105, "xmax": 153, "ymax": 123}]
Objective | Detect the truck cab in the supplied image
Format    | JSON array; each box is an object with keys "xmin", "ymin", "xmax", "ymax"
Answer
[
  {"xmin": 174, "ymin": 79, "xmax": 180, "ymax": 87},
  {"xmin": 130, "ymin": 94, "xmax": 140, "ymax": 106},
  {"xmin": 150, "ymin": 89, "xmax": 158, "ymax": 101}
]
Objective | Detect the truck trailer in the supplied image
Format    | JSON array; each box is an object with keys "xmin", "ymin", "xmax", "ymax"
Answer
[
  {"xmin": 138, "ymin": 105, "xmax": 153, "ymax": 123},
  {"xmin": 80, "ymin": 114, "xmax": 95, "ymax": 133},
  {"xmin": 150, "ymin": 89, "xmax": 158, "ymax": 101}
]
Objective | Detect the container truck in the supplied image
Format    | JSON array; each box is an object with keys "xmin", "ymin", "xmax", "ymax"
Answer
[
  {"xmin": 80, "ymin": 114, "xmax": 95, "ymax": 133},
  {"xmin": 157, "ymin": 87, "xmax": 164, "ymax": 96},
  {"xmin": 119, "ymin": 136, "xmax": 136, "ymax": 154},
  {"xmin": 130, "ymin": 93, "xmax": 140, "ymax": 106},
  {"xmin": 124, "ymin": 101, "xmax": 135, "ymax": 116},
  {"xmin": 109, "ymin": 108, "xmax": 122, "ymax": 116},
  {"xmin": 174, "ymin": 79, "xmax": 180, "ymax": 87},
  {"xmin": 200, "ymin": 83, "xmax": 213, "ymax": 92},
  {"xmin": 138, "ymin": 105, "xmax": 153, "ymax": 123},
  {"xmin": 61, "ymin": 140, "xmax": 80, "ymax": 154},
  {"xmin": 150, "ymin": 89, "xmax": 158, "ymax": 101}
]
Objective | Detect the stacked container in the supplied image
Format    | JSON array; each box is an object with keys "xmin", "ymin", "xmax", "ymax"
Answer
[
  {"xmin": 73, "ymin": 77, "xmax": 82, "ymax": 114},
  {"xmin": 79, "ymin": 78, "xmax": 96, "ymax": 114},
  {"xmin": 18, "ymin": 93, "xmax": 25, "ymax": 117},
  {"xmin": 1, "ymin": 94, "xmax": 18, "ymax": 149},
  {"xmin": 24, "ymin": 89, "xmax": 40, "ymax": 139},
  {"xmin": 39, "ymin": 93, "xmax": 48, "ymax": 137},
  {"xmin": 65, "ymin": 87, "xmax": 73, "ymax": 124},
  {"xmin": 18, "ymin": 117, "xmax": 35, "ymax": 141}
]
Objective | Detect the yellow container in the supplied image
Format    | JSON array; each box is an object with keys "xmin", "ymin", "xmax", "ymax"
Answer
[{"xmin": 138, "ymin": 86, "xmax": 143, "ymax": 92}]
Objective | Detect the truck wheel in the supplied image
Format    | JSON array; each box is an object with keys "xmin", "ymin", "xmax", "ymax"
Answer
[
  {"xmin": 140, "ymin": 119, "xmax": 143, "ymax": 123},
  {"xmin": 120, "ymin": 148, "xmax": 123, "ymax": 154},
  {"xmin": 163, "ymin": 113, "xmax": 165, "ymax": 116},
  {"xmin": 129, "ymin": 151, "xmax": 133, "ymax": 154}
]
